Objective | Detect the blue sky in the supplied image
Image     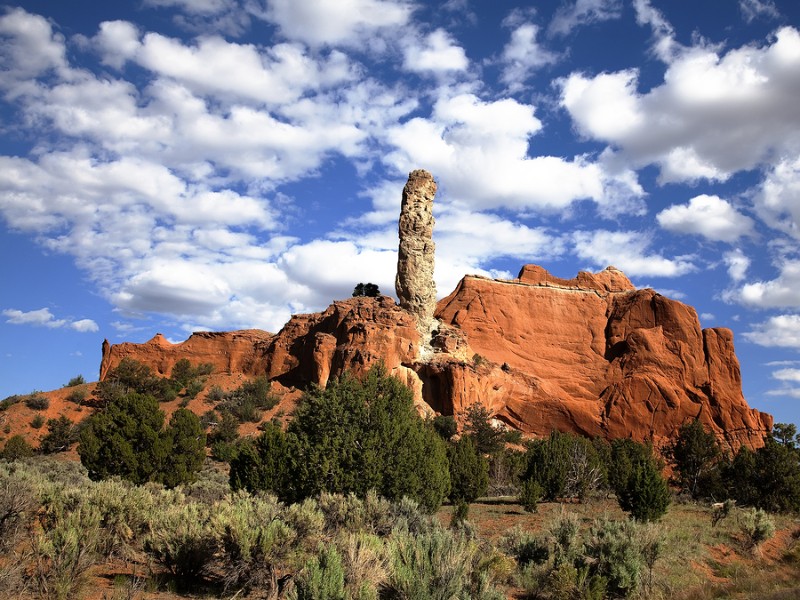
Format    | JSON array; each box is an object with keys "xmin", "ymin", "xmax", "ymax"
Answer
[{"xmin": 1, "ymin": 0, "xmax": 800, "ymax": 427}]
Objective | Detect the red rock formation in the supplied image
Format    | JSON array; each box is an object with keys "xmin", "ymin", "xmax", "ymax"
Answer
[
  {"xmin": 431, "ymin": 267, "xmax": 771, "ymax": 450},
  {"xmin": 96, "ymin": 265, "xmax": 771, "ymax": 451},
  {"xmin": 99, "ymin": 330, "xmax": 273, "ymax": 380}
]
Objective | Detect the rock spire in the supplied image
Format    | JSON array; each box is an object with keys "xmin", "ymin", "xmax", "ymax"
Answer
[{"xmin": 395, "ymin": 169, "xmax": 438, "ymax": 348}]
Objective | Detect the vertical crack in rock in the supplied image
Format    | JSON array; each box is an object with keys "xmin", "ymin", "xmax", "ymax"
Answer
[{"xmin": 395, "ymin": 169, "xmax": 437, "ymax": 357}]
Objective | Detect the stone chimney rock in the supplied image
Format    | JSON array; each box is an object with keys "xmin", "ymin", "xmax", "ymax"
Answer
[{"xmin": 395, "ymin": 169, "xmax": 438, "ymax": 348}]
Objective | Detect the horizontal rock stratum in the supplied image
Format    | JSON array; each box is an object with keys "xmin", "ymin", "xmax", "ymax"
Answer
[{"xmin": 99, "ymin": 264, "xmax": 771, "ymax": 451}]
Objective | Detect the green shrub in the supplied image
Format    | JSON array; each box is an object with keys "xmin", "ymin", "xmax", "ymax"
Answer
[
  {"xmin": 387, "ymin": 528, "xmax": 477, "ymax": 600},
  {"xmin": 739, "ymin": 507, "xmax": 775, "ymax": 550},
  {"xmin": 39, "ymin": 416, "xmax": 77, "ymax": 454},
  {"xmin": 523, "ymin": 430, "xmax": 604, "ymax": 501},
  {"xmin": 206, "ymin": 385, "xmax": 226, "ymax": 403},
  {"xmin": 144, "ymin": 501, "xmax": 216, "ymax": 583},
  {"xmin": 216, "ymin": 377, "xmax": 277, "ymax": 423},
  {"xmin": 31, "ymin": 414, "xmax": 46, "ymax": 429},
  {"xmin": 487, "ymin": 448, "xmax": 526, "ymax": 497},
  {"xmin": 339, "ymin": 532, "xmax": 387, "ymax": 600},
  {"xmin": 78, "ymin": 394, "xmax": 204, "ymax": 487},
  {"xmin": 160, "ymin": 409, "xmax": 206, "ymax": 487},
  {"xmin": 723, "ymin": 437, "xmax": 800, "ymax": 513},
  {"xmin": 291, "ymin": 543, "xmax": 346, "ymax": 600},
  {"xmin": 432, "ymin": 415, "xmax": 457, "ymax": 440},
  {"xmin": 616, "ymin": 456, "xmax": 670, "ymax": 522},
  {"xmin": 581, "ymin": 517, "xmax": 642, "ymax": 598},
  {"xmin": 462, "ymin": 402, "xmax": 505, "ymax": 454},
  {"xmin": 65, "ymin": 375, "xmax": 85, "ymax": 388},
  {"xmin": 448, "ymin": 435, "xmax": 489, "ymax": 503},
  {"xmin": 212, "ymin": 491, "xmax": 300, "ymax": 594},
  {"xmin": 667, "ymin": 419, "xmax": 721, "ymax": 498},
  {"xmin": 233, "ymin": 366, "xmax": 451, "ymax": 512},
  {"xmin": 1, "ymin": 434, "xmax": 34, "ymax": 460},
  {"xmin": 0, "ymin": 466, "xmax": 38, "ymax": 551},
  {"xmin": 550, "ymin": 511, "xmax": 580, "ymax": 568},
  {"xmin": 518, "ymin": 478, "xmax": 543, "ymax": 513},
  {"xmin": 66, "ymin": 388, "xmax": 86, "ymax": 404},
  {"xmin": 86, "ymin": 478, "xmax": 156, "ymax": 560},
  {"xmin": 25, "ymin": 394, "xmax": 50, "ymax": 410},
  {"xmin": 500, "ymin": 527, "xmax": 549, "ymax": 567},
  {"xmin": 30, "ymin": 503, "xmax": 101, "ymax": 600},
  {"xmin": 95, "ymin": 358, "xmax": 175, "ymax": 403}
]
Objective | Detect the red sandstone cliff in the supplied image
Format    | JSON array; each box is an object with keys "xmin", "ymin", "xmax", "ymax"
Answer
[{"xmin": 97, "ymin": 265, "xmax": 771, "ymax": 450}]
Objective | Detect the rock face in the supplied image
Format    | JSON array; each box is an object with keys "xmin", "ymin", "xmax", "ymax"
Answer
[
  {"xmin": 98, "ymin": 264, "xmax": 771, "ymax": 451},
  {"xmin": 99, "ymin": 330, "xmax": 273, "ymax": 380},
  {"xmin": 427, "ymin": 267, "xmax": 771, "ymax": 450},
  {"xmin": 395, "ymin": 169, "xmax": 437, "ymax": 346}
]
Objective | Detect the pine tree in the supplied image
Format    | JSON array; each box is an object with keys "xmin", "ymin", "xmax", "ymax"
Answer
[
  {"xmin": 616, "ymin": 457, "xmax": 670, "ymax": 522},
  {"xmin": 447, "ymin": 435, "xmax": 488, "ymax": 502}
]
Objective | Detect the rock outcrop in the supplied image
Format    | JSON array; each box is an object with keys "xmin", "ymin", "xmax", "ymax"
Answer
[
  {"xmin": 99, "ymin": 330, "xmax": 273, "ymax": 380},
  {"xmin": 395, "ymin": 169, "xmax": 438, "ymax": 348},
  {"xmin": 97, "ymin": 265, "xmax": 771, "ymax": 451}
]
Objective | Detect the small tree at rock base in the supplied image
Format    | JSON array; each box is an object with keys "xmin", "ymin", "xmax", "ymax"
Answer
[
  {"xmin": 616, "ymin": 457, "xmax": 670, "ymax": 522},
  {"xmin": 447, "ymin": 435, "xmax": 488, "ymax": 503},
  {"xmin": 667, "ymin": 419, "xmax": 720, "ymax": 498}
]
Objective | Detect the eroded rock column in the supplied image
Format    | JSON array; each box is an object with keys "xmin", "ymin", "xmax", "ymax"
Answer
[{"xmin": 396, "ymin": 169, "xmax": 437, "ymax": 353}]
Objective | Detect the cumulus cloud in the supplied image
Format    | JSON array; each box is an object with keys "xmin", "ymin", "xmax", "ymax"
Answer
[
  {"xmin": 656, "ymin": 194, "xmax": 755, "ymax": 242},
  {"xmin": 0, "ymin": 8, "xmax": 67, "ymax": 81},
  {"xmin": 549, "ymin": 0, "xmax": 623, "ymax": 37},
  {"xmin": 573, "ymin": 230, "xmax": 695, "ymax": 277},
  {"xmin": 3, "ymin": 308, "xmax": 98, "ymax": 332},
  {"xmin": 724, "ymin": 249, "xmax": 751, "ymax": 282},
  {"xmin": 264, "ymin": 0, "xmax": 413, "ymax": 47},
  {"xmin": 745, "ymin": 314, "xmax": 800, "ymax": 348},
  {"xmin": 500, "ymin": 21, "xmax": 558, "ymax": 91},
  {"xmin": 739, "ymin": 261, "xmax": 800, "ymax": 308},
  {"xmin": 754, "ymin": 155, "xmax": 800, "ymax": 239},
  {"xmin": 385, "ymin": 92, "xmax": 644, "ymax": 212},
  {"xmin": 560, "ymin": 24, "xmax": 800, "ymax": 183},
  {"xmin": 403, "ymin": 29, "xmax": 469, "ymax": 74}
]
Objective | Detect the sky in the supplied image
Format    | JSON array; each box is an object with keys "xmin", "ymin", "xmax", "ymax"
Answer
[{"xmin": 1, "ymin": 0, "xmax": 800, "ymax": 427}]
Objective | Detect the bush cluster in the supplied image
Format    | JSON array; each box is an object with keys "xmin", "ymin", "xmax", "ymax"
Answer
[
  {"xmin": 668, "ymin": 419, "xmax": 800, "ymax": 513},
  {"xmin": 0, "ymin": 460, "xmax": 506, "ymax": 599},
  {"xmin": 231, "ymin": 366, "xmax": 450, "ymax": 512}
]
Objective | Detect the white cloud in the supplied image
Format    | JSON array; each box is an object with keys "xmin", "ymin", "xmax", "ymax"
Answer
[
  {"xmin": 656, "ymin": 194, "xmax": 754, "ymax": 242},
  {"xmin": 500, "ymin": 22, "xmax": 558, "ymax": 91},
  {"xmin": 265, "ymin": 0, "xmax": 413, "ymax": 47},
  {"xmin": 739, "ymin": 261, "xmax": 800, "ymax": 308},
  {"xmin": 724, "ymin": 248, "xmax": 751, "ymax": 282},
  {"xmin": 740, "ymin": 0, "xmax": 780, "ymax": 23},
  {"xmin": 573, "ymin": 230, "xmax": 695, "ymax": 277},
  {"xmin": 385, "ymin": 93, "xmax": 644, "ymax": 213},
  {"xmin": 753, "ymin": 155, "xmax": 800, "ymax": 239},
  {"xmin": 744, "ymin": 314, "xmax": 800, "ymax": 348},
  {"xmin": 71, "ymin": 319, "xmax": 100, "ymax": 333},
  {"xmin": 135, "ymin": 34, "xmax": 355, "ymax": 104},
  {"xmin": 0, "ymin": 8, "xmax": 67, "ymax": 82},
  {"xmin": 549, "ymin": 0, "xmax": 623, "ymax": 37},
  {"xmin": 94, "ymin": 20, "xmax": 141, "ymax": 69},
  {"xmin": 403, "ymin": 29, "xmax": 469, "ymax": 74},
  {"xmin": 3, "ymin": 308, "xmax": 98, "ymax": 332},
  {"xmin": 143, "ymin": 0, "xmax": 234, "ymax": 15},
  {"xmin": 772, "ymin": 368, "xmax": 800, "ymax": 382},
  {"xmin": 560, "ymin": 25, "xmax": 800, "ymax": 183}
]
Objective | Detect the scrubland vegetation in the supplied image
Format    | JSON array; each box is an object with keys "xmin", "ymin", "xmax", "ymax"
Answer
[{"xmin": 1, "ymin": 361, "xmax": 800, "ymax": 599}]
